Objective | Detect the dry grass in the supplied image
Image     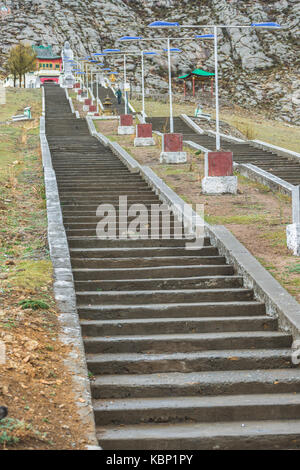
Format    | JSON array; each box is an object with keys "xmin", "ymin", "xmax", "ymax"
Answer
[
  {"xmin": 217, "ymin": 106, "xmax": 300, "ymax": 153},
  {"xmin": 131, "ymin": 98, "xmax": 196, "ymax": 118}
]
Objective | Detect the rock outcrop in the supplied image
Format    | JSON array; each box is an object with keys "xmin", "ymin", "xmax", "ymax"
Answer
[{"xmin": 0, "ymin": 0, "xmax": 299, "ymax": 123}]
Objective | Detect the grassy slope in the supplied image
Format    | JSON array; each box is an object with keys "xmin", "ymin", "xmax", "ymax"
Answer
[
  {"xmin": 130, "ymin": 99, "xmax": 300, "ymax": 153},
  {"xmin": 0, "ymin": 89, "xmax": 48, "ymax": 287},
  {"xmin": 0, "ymin": 89, "xmax": 87, "ymax": 449}
]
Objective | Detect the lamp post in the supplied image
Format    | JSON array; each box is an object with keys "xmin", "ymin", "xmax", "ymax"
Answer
[
  {"xmin": 76, "ymin": 71, "xmax": 85, "ymax": 90},
  {"xmin": 88, "ymin": 59, "xmax": 104, "ymax": 103},
  {"xmin": 103, "ymin": 47, "xmax": 159, "ymax": 119},
  {"xmin": 148, "ymin": 21, "xmax": 281, "ymax": 150},
  {"xmin": 124, "ymin": 53, "xmax": 127, "ymax": 114},
  {"xmin": 119, "ymin": 35, "xmax": 182, "ymax": 132},
  {"xmin": 103, "ymin": 49, "xmax": 130, "ymax": 111},
  {"xmin": 140, "ymin": 51, "xmax": 158, "ymax": 123},
  {"xmin": 120, "ymin": 33, "xmax": 216, "ymax": 132},
  {"xmin": 109, "ymin": 43, "xmax": 159, "ymax": 122},
  {"xmin": 80, "ymin": 57, "xmax": 92, "ymax": 97}
]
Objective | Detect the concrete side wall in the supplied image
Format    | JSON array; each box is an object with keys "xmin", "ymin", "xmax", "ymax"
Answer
[
  {"xmin": 180, "ymin": 114, "xmax": 205, "ymax": 135},
  {"xmin": 251, "ymin": 140, "xmax": 300, "ymax": 164},
  {"xmin": 234, "ymin": 162, "xmax": 295, "ymax": 196},
  {"xmin": 206, "ymin": 129, "xmax": 245, "ymax": 144}
]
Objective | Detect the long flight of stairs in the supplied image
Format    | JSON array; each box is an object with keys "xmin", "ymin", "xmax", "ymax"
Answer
[
  {"xmin": 147, "ymin": 116, "xmax": 300, "ymax": 186},
  {"xmin": 92, "ymin": 83, "xmax": 130, "ymax": 115},
  {"xmin": 44, "ymin": 84, "xmax": 300, "ymax": 450}
]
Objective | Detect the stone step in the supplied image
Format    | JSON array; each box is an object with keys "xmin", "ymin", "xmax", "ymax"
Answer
[
  {"xmin": 77, "ymin": 288, "xmax": 253, "ymax": 306},
  {"xmin": 75, "ymin": 275, "xmax": 243, "ymax": 291},
  {"xmin": 66, "ymin": 228, "xmax": 184, "ymax": 237},
  {"xmin": 96, "ymin": 419, "xmax": 300, "ymax": 450},
  {"xmin": 72, "ymin": 264, "xmax": 234, "ymax": 280},
  {"xmin": 81, "ymin": 315, "xmax": 275, "ymax": 336},
  {"xmin": 60, "ymin": 196, "xmax": 162, "ymax": 203},
  {"xmin": 70, "ymin": 246, "xmax": 215, "ymax": 258},
  {"xmin": 91, "ymin": 368, "xmax": 300, "ymax": 399},
  {"xmin": 59, "ymin": 190, "xmax": 158, "ymax": 197},
  {"xmin": 68, "ymin": 237, "xmax": 207, "ymax": 248},
  {"xmin": 58, "ymin": 185, "xmax": 151, "ymax": 192},
  {"xmin": 63, "ymin": 211, "xmax": 175, "ymax": 220},
  {"xmin": 94, "ymin": 393, "xmax": 300, "ymax": 427},
  {"xmin": 61, "ymin": 202, "xmax": 163, "ymax": 210},
  {"xmin": 71, "ymin": 256, "xmax": 228, "ymax": 269},
  {"xmin": 57, "ymin": 177, "xmax": 142, "ymax": 183},
  {"xmin": 87, "ymin": 348, "xmax": 290, "ymax": 375},
  {"xmin": 55, "ymin": 166, "xmax": 127, "ymax": 171},
  {"xmin": 84, "ymin": 331, "xmax": 292, "ymax": 354},
  {"xmin": 78, "ymin": 301, "xmax": 266, "ymax": 320},
  {"xmin": 58, "ymin": 181, "xmax": 148, "ymax": 188},
  {"xmin": 65, "ymin": 220, "xmax": 179, "ymax": 229}
]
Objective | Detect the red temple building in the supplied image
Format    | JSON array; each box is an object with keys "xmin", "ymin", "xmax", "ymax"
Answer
[{"xmin": 32, "ymin": 45, "xmax": 62, "ymax": 84}]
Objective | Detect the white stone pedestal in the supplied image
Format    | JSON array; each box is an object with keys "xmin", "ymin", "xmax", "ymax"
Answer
[
  {"xmin": 202, "ymin": 176, "xmax": 238, "ymax": 194},
  {"xmin": 134, "ymin": 137, "xmax": 155, "ymax": 147},
  {"xmin": 118, "ymin": 126, "xmax": 135, "ymax": 135},
  {"xmin": 286, "ymin": 223, "xmax": 300, "ymax": 256},
  {"xmin": 160, "ymin": 152, "xmax": 187, "ymax": 164}
]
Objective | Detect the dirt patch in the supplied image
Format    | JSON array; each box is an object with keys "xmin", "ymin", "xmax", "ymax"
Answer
[
  {"xmin": 0, "ymin": 90, "xmax": 93, "ymax": 449},
  {"xmin": 97, "ymin": 119, "xmax": 299, "ymax": 304}
]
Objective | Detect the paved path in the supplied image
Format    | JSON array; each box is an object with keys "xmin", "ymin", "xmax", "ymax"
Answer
[{"xmin": 44, "ymin": 84, "xmax": 300, "ymax": 450}]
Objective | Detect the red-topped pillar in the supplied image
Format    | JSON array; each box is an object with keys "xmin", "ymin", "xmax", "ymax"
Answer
[
  {"xmin": 160, "ymin": 133, "xmax": 187, "ymax": 164},
  {"xmin": 118, "ymin": 114, "xmax": 135, "ymax": 135},
  {"xmin": 134, "ymin": 123, "xmax": 155, "ymax": 147},
  {"xmin": 202, "ymin": 151, "xmax": 237, "ymax": 194}
]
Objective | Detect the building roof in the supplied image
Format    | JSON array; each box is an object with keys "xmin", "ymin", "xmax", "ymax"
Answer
[
  {"xmin": 32, "ymin": 45, "xmax": 61, "ymax": 60},
  {"xmin": 178, "ymin": 68, "xmax": 215, "ymax": 80}
]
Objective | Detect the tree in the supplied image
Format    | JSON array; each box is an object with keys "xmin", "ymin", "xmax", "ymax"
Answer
[{"xmin": 6, "ymin": 43, "xmax": 36, "ymax": 88}]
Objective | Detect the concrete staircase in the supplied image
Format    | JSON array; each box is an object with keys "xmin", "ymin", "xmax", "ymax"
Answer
[
  {"xmin": 92, "ymin": 83, "xmax": 131, "ymax": 115},
  {"xmin": 44, "ymin": 84, "xmax": 300, "ymax": 450},
  {"xmin": 147, "ymin": 116, "xmax": 300, "ymax": 186}
]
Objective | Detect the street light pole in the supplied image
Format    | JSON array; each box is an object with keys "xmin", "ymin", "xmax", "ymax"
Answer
[
  {"xmin": 104, "ymin": 49, "xmax": 155, "ymax": 118},
  {"xmin": 141, "ymin": 51, "xmax": 145, "ymax": 123},
  {"xmin": 119, "ymin": 36, "xmax": 182, "ymax": 133},
  {"xmin": 123, "ymin": 54, "xmax": 127, "ymax": 114},
  {"xmin": 167, "ymin": 37, "xmax": 174, "ymax": 133},
  {"xmin": 86, "ymin": 62, "xmax": 89, "ymax": 97},
  {"xmin": 148, "ymin": 21, "xmax": 281, "ymax": 150},
  {"xmin": 96, "ymin": 72, "xmax": 99, "ymax": 112},
  {"xmin": 214, "ymin": 26, "xmax": 220, "ymax": 150}
]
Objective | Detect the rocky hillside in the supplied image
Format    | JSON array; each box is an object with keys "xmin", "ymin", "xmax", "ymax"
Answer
[{"xmin": 0, "ymin": 0, "xmax": 299, "ymax": 124}]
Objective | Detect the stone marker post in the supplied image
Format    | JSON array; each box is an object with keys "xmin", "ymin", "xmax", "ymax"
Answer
[
  {"xmin": 83, "ymin": 98, "xmax": 92, "ymax": 112},
  {"xmin": 202, "ymin": 151, "xmax": 237, "ymax": 194},
  {"xmin": 287, "ymin": 185, "xmax": 300, "ymax": 256},
  {"xmin": 118, "ymin": 114, "xmax": 135, "ymax": 135},
  {"xmin": 134, "ymin": 123, "xmax": 155, "ymax": 147},
  {"xmin": 160, "ymin": 133, "xmax": 187, "ymax": 164}
]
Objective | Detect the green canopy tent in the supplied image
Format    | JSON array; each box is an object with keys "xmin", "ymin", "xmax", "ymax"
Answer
[{"xmin": 178, "ymin": 68, "xmax": 215, "ymax": 97}]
